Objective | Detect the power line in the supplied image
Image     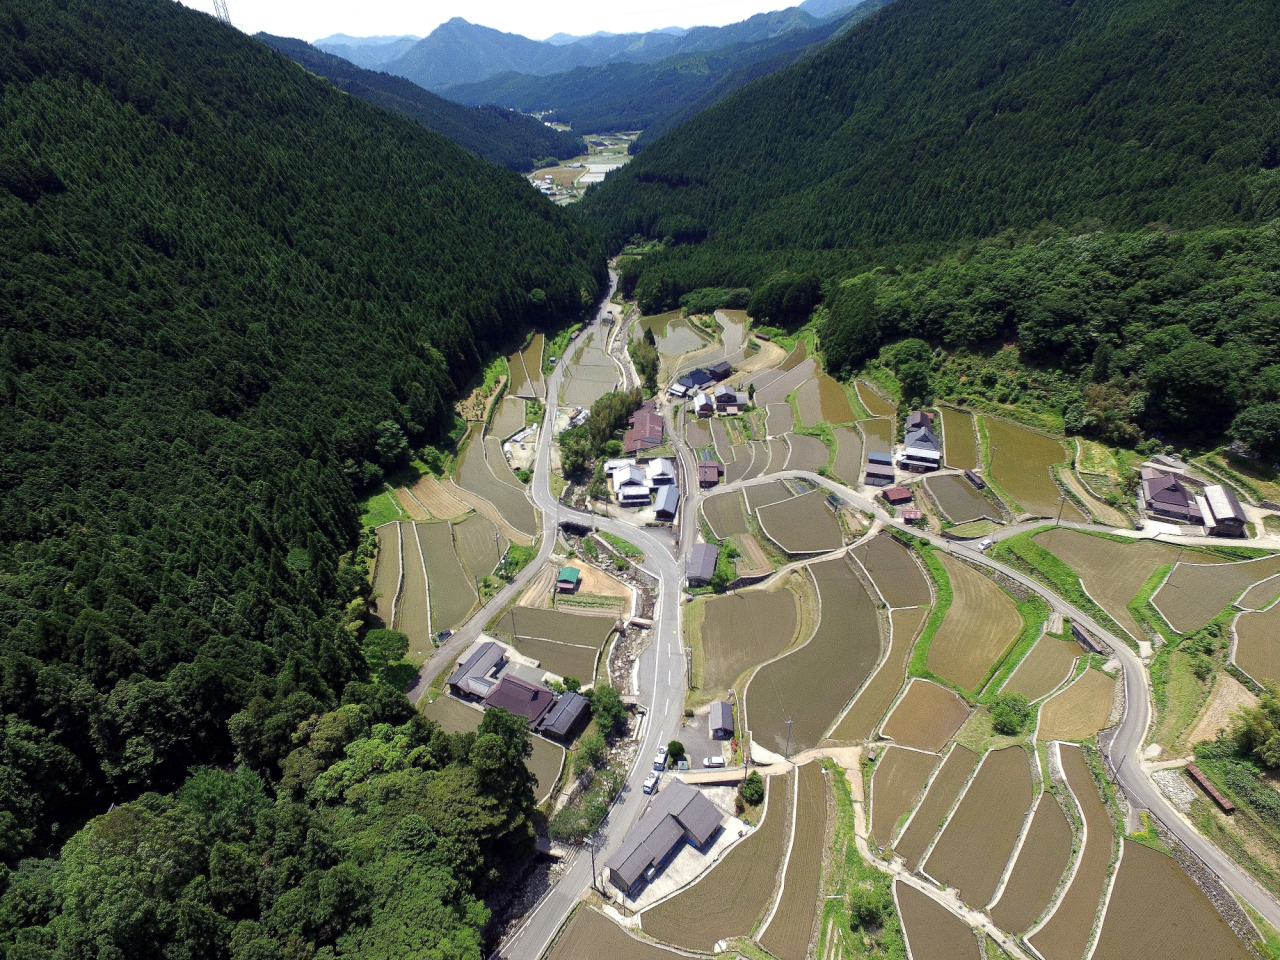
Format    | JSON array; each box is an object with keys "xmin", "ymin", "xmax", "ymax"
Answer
[{"xmin": 212, "ymin": 0, "xmax": 231, "ymax": 25}]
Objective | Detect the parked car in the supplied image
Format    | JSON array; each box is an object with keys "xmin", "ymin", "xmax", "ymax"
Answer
[
  {"xmin": 977, "ymin": 538, "xmax": 994, "ymax": 552},
  {"xmin": 653, "ymin": 746, "xmax": 667, "ymax": 771},
  {"xmin": 703, "ymin": 756, "xmax": 726, "ymax": 768},
  {"xmin": 643, "ymin": 772, "xmax": 660, "ymax": 794}
]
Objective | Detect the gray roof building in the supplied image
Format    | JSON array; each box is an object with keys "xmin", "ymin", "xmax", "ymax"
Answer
[
  {"xmin": 537, "ymin": 691, "xmax": 590, "ymax": 740},
  {"xmin": 688, "ymin": 543, "xmax": 719, "ymax": 586},
  {"xmin": 655, "ymin": 485, "xmax": 680, "ymax": 520},
  {"xmin": 606, "ymin": 779, "xmax": 723, "ymax": 894},
  {"xmin": 709, "ymin": 701, "xmax": 734, "ymax": 739},
  {"xmin": 447, "ymin": 641, "xmax": 507, "ymax": 699},
  {"xmin": 868, "ymin": 449, "xmax": 894, "ymax": 465}
]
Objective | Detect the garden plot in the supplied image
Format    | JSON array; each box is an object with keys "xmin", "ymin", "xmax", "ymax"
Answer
[
  {"xmin": 762, "ymin": 437, "xmax": 791, "ymax": 476},
  {"xmin": 831, "ymin": 607, "xmax": 930, "ymax": 742},
  {"xmin": 925, "ymin": 473, "xmax": 998, "ymax": 523},
  {"xmin": 926, "ymin": 554, "xmax": 1023, "ymax": 692},
  {"xmin": 880, "ymin": 680, "xmax": 970, "ymax": 752},
  {"xmin": 642, "ymin": 771, "xmax": 793, "ymax": 952},
  {"xmin": 1001, "ymin": 632, "xmax": 1079, "ymax": 702},
  {"xmin": 758, "ymin": 489, "xmax": 842, "ymax": 554},
  {"xmin": 703, "ymin": 490, "xmax": 750, "ymax": 539},
  {"xmin": 894, "ymin": 745, "xmax": 980, "ymax": 870},
  {"xmin": 490, "ymin": 396, "xmax": 526, "ymax": 440},
  {"xmin": 895, "ymin": 882, "xmax": 981, "ymax": 960},
  {"xmin": 870, "ymin": 746, "xmax": 939, "ymax": 849},
  {"xmin": 417, "ymin": 521, "xmax": 477, "ymax": 633},
  {"xmin": 783, "ymin": 433, "xmax": 829, "ymax": 472},
  {"xmin": 745, "ymin": 479, "xmax": 795, "ymax": 513},
  {"xmin": 685, "ymin": 417, "xmax": 712, "ymax": 449},
  {"xmin": 1030, "ymin": 744, "xmax": 1115, "ymax": 960},
  {"xmin": 734, "ymin": 534, "xmax": 772, "ymax": 579},
  {"xmin": 985, "ymin": 418, "xmax": 1086, "ymax": 520},
  {"xmin": 454, "ymin": 513, "xmax": 507, "ymax": 582},
  {"xmin": 550, "ymin": 908, "xmax": 687, "ymax": 960},
  {"xmin": 410, "ymin": 474, "xmax": 469, "ymax": 520},
  {"xmin": 456, "ymin": 426, "xmax": 538, "ymax": 537},
  {"xmin": 700, "ymin": 587, "xmax": 799, "ymax": 693},
  {"xmin": 831, "ymin": 426, "xmax": 862, "ymax": 487},
  {"xmin": 766, "ymin": 402, "xmax": 795, "ymax": 436},
  {"xmin": 1037, "ymin": 668, "xmax": 1116, "ymax": 741},
  {"xmin": 1091, "ymin": 840, "xmax": 1253, "ymax": 960},
  {"xmin": 1153, "ymin": 553, "xmax": 1280, "ymax": 635},
  {"xmin": 923, "ymin": 746, "xmax": 1034, "ymax": 908},
  {"xmin": 850, "ymin": 534, "xmax": 931, "ymax": 607},
  {"xmin": 371, "ymin": 523, "xmax": 402, "ymax": 626},
  {"xmin": 939, "ymin": 407, "xmax": 978, "ymax": 470},
  {"xmin": 397, "ymin": 522, "xmax": 434, "ymax": 659},
  {"xmin": 989, "ymin": 794, "xmax": 1074, "ymax": 933},
  {"xmin": 855, "ymin": 381, "xmax": 896, "ymax": 418},
  {"xmin": 746, "ymin": 558, "xmax": 880, "ymax": 755},
  {"xmin": 759, "ymin": 763, "xmax": 828, "ymax": 960},
  {"xmin": 1234, "ymin": 598, "xmax": 1280, "ymax": 686}
]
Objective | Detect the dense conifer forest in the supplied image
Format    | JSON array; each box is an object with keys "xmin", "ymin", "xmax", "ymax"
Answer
[{"xmin": 0, "ymin": 0, "xmax": 603, "ymax": 952}]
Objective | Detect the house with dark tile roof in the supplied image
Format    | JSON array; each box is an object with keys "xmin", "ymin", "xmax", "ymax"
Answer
[{"xmin": 605, "ymin": 779, "xmax": 723, "ymax": 895}]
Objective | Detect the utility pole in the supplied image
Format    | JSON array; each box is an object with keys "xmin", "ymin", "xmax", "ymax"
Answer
[
  {"xmin": 212, "ymin": 0, "xmax": 231, "ymax": 25},
  {"xmin": 784, "ymin": 717, "xmax": 793, "ymax": 760},
  {"xmin": 585, "ymin": 836, "xmax": 598, "ymax": 892},
  {"xmin": 1056, "ymin": 493, "xmax": 1068, "ymax": 525}
]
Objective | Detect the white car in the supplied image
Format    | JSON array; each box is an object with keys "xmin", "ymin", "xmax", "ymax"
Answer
[
  {"xmin": 977, "ymin": 538, "xmax": 994, "ymax": 552},
  {"xmin": 643, "ymin": 772, "xmax": 660, "ymax": 794},
  {"xmin": 654, "ymin": 747, "xmax": 668, "ymax": 771},
  {"xmin": 703, "ymin": 756, "xmax": 726, "ymax": 768}
]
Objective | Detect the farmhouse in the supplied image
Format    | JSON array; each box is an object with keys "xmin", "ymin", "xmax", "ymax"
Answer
[
  {"xmin": 698, "ymin": 460, "xmax": 722, "ymax": 487},
  {"xmin": 1139, "ymin": 468, "xmax": 1203, "ymax": 524},
  {"xmin": 669, "ymin": 376, "xmax": 693, "ymax": 398},
  {"xmin": 624, "ymin": 400, "xmax": 665, "ymax": 455},
  {"xmin": 899, "ymin": 425, "xmax": 942, "ymax": 472},
  {"xmin": 688, "ymin": 542, "xmax": 719, "ymax": 586},
  {"xmin": 606, "ymin": 779, "xmax": 723, "ymax": 895},
  {"xmin": 611, "ymin": 463, "xmax": 652, "ymax": 506},
  {"xmin": 713, "ymin": 385, "xmax": 749, "ymax": 413},
  {"xmin": 482, "ymin": 675, "xmax": 555, "ymax": 726},
  {"xmin": 447, "ymin": 640, "xmax": 507, "ymax": 699},
  {"xmin": 709, "ymin": 701, "xmax": 734, "ymax": 739},
  {"xmin": 706, "ymin": 360, "xmax": 732, "ymax": 381},
  {"xmin": 536, "ymin": 690, "xmax": 590, "ymax": 741},
  {"xmin": 693, "ymin": 392, "xmax": 715, "ymax": 418},
  {"xmin": 655, "ymin": 485, "xmax": 680, "ymax": 521},
  {"xmin": 883, "ymin": 486, "xmax": 913, "ymax": 505},
  {"xmin": 1199, "ymin": 484, "xmax": 1247, "ymax": 537},
  {"xmin": 556, "ymin": 566, "xmax": 581, "ymax": 593},
  {"xmin": 646, "ymin": 458, "xmax": 677, "ymax": 486}
]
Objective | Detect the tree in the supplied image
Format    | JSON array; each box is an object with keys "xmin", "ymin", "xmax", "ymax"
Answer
[
  {"xmin": 989, "ymin": 693, "xmax": 1032, "ymax": 736},
  {"xmin": 739, "ymin": 770, "xmax": 764, "ymax": 806},
  {"xmin": 748, "ymin": 272, "xmax": 822, "ymax": 327},
  {"xmin": 1230, "ymin": 403, "xmax": 1280, "ymax": 460},
  {"xmin": 1232, "ymin": 694, "xmax": 1280, "ymax": 768},
  {"xmin": 588, "ymin": 685, "xmax": 627, "ymax": 736},
  {"xmin": 848, "ymin": 881, "xmax": 893, "ymax": 930},
  {"xmin": 1145, "ymin": 341, "xmax": 1238, "ymax": 435},
  {"xmin": 666, "ymin": 741, "xmax": 686, "ymax": 763},
  {"xmin": 361, "ymin": 629, "xmax": 409, "ymax": 674}
]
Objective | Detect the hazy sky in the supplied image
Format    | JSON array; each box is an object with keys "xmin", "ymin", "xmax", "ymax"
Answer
[{"xmin": 176, "ymin": 0, "xmax": 792, "ymax": 42}]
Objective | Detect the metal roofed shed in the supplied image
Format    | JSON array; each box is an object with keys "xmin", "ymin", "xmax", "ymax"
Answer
[
  {"xmin": 688, "ymin": 543, "xmax": 719, "ymax": 586},
  {"xmin": 556, "ymin": 566, "xmax": 581, "ymax": 592},
  {"xmin": 537, "ymin": 691, "xmax": 590, "ymax": 740},
  {"xmin": 447, "ymin": 640, "xmax": 507, "ymax": 699},
  {"xmin": 1203, "ymin": 483, "xmax": 1247, "ymax": 536},
  {"xmin": 867, "ymin": 450, "xmax": 893, "ymax": 465},
  {"xmin": 655, "ymin": 485, "xmax": 680, "ymax": 521},
  {"xmin": 706, "ymin": 360, "xmax": 732, "ymax": 380},
  {"xmin": 709, "ymin": 701, "xmax": 734, "ymax": 739},
  {"xmin": 698, "ymin": 461, "xmax": 722, "ymax": 487},
  {"xmin": 605, "ymin": 779, "xmax": 724, "ymax": 895},
  {"xmin": 481, "ymin": 675, "xmax": 555, "ymax": 727},
  {"xmin": 883, "ymin": 486, "xmax": 913, "ymax": 505}
]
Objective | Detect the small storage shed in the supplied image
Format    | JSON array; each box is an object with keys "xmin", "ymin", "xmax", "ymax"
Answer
[
  {"xmin": 709, "ymin": 701, "xmax": 734, "ymax": 739},
  {"xmin": 556, "ymin": 566, "xmax": 581, "ymax": 593}
]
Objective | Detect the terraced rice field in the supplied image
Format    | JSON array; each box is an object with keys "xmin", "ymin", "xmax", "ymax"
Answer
[
  {"xmin": 850, "ymin": 533, "xmax": 931, "ymax": 607},
  {"xmin": 711, "ymin": 419, "xmax": 734, "ymax": 461},
  {"xmin": 1030, "ymin": 745, "xmax": 1115, "ymax": 960},
  {"xmin": 831, "ymin": 426, "xmax": 862, "ymax": 487},
  {"xmin": 984, "ymin": 418, "xmax": 1085, "ymax": 520},
  {"xmin": 742, "ymin": 442, "xmax": 770, "ymax": 481},
  {"xmin": 454, "ymin": 513, "xmax": 506, "ymax": 583},
  {"xmin": 422, "ymin": 693, "xmax": 483, "ymax": 734},
  {"xmin": 856, "ymin": 381, "xmax": 896, "ymax": 418},
  {"xmin": 551, "ymin": 908, "xmax": 686, "ymax": 960},
  {"xmin": 745, "ymin": 479, "xmax": 794, "ymax": 513},
  {"xmin": 490, "ymin": 396, "xmax": 526, "ymax": 440},
  {"xmin": 766, "ymin": 402, "xmax": 795, "ymax": 435},
  {"xmin": 498, "ymin": 607, "xmax": 616, "ymax": 647},
  {"xmin": 725, "ymin": 448, "xmax": 752, "ymax": 484},
  {"xmin": 746, "ymin": 559, "xmax": 880, "ymax": 754},
  {"xmin": 895, "ymin": 883, "xmax": 980, "ymax": 960},
  {"xmin": 1037, "ymin": 669, "xmax": 1116, "ymax": 741},
  {"xmin": 859, "ymin": 418, "xmax": 893, "ymax": 460},
  {"xmin": 926, "ymin": 554, "xmax": 1023, "ymax": 691},
  {"xmin": 685, "ymin": 418, "xmax": 712, "ymax": 449},
  {"xmin": 1091, "ymin": 840, "xmax": 1253, "ymax": 960},
  {"xmin": 1235, "ymin": 599, "xmax": 1280, "ymax": 686},
  {"xmin": 757, "ymin": 357, "xmax": 816, "ymax": 405},
  {"xmin": 510, "ymin": 635, "xmax": 598, "ymax": 683},
  {"xmin": 895, "ymin": 745, "xmax": 980, "ymax": 870},
  {"xmin": 990, "ymin": 794, "xmax": 1074, "ymax": 932},
  {"xmin": 870, "ymin": 746, "xmax": 939, "ymax": 849},
  {"xmin": 561, "ymin": 330, "xmax": 621, "ymax": 405},
  {"xmin": 781, "ymin": 341, "xmax": 809, "ymax": 372},
  {"xmin": 759, "ymin": 763, "xmax": 827, "ymax": 960},
  {"xmin": 456, "ymin": 426, "xmax": 538, "ymax": 537},
  {"xmin": 797, "ymin": 375, "xmax": 856, "ymax": 427},
  {"xmin": 880, "ymin": 681, "xmax": 970, "ymax": 752},
  {"xmin": 371, "ymin": 523, "xmax": 402, "ymax": 626},
  {"xmin": 701, "ymin": 588, "xmax": 799, "ymax": 691},
  {"xmin": 783, "ymin": 433, "xmax": 829, "ymax": 472},
  {"xmin": 926, "ymin": 473, "xmax": 997, "ymax": 523},
  {"xmin": 939, "ymin": 407, "xmax": 978, "ymax": 470},
  {"xmin": 506, "ymin": 346, "xmax": 530, "ymax": 397},
  {"xmin": 507, "ymin": 334, "xmax": 544, "ymax": 400},
  {"xmin": 397, "ymin": 522, "xmax": 434, "ymax": 658},
  {"xmin": 410, "ymin": 474, "xmax": 469, "ymax": 519},
  {"xmin": 924, "ymin": 747, "xmax": 1033, "ymax": 907},
  {"xmin": 703, "ymin": 490, "xmax": 750, "ymax": 539},
  {"xmin": 417, "ymin": 521, "xmax": 477, "ymax": 633},
  {"xmin": 762, "ymin": 437, "xmax": 790, "ymax": 475},
  {"xmin": 1002, "ymin": 633, "xmax": 1079, "ymax": 702},
  {"xmin": 642, "ymin": 771, "xmax": 793, "ymax": 952},
  {"xmin": 831, "ymin": 607, "xmax": 930, "ymax": 741},
  {"xmin": 1238, "ymin": 574, "xmax": 1280, "ymax": 610},
  {"xmin": 394, "ymin": 487, "xmax": 427, "ymax": 519},
  {"xmin": 1153, "ymin": 553, "xmax": 1280, "ymax": 634},
  {"xmin": 758, "ymin": 489, "xmax": 842, "ymax": 554}
]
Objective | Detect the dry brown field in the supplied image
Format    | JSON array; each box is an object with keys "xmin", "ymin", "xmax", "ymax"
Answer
[
  {"xmin": 925, "ymin": 474, "xmax": 996, "ymax": 523},
  {"xmin": 456, "ymin": 426, "xmax": 538, "ymax": 537},
  {"xmin": 850, "ymin": 534, "xmax": 931, "ymax": 607},
  {"xmin": 939, "ymin": 407, "xmax": 978, "ymax": 470},
  {"xmin": 410, "ymin": 474, "xmax": 470, "ymax": 520},
  {"xmin": 1238, "ymin": 574, "xmax": 1280, "ymax": 610},
  {"xmin": 870, "ymin": 746, "xmax": 939, "ymax": 849},
  {"xmin": 529, "ymin": 736, "xmax": 565, "ymax": 803},
  {"xmin": 703, "ymin": 490, "xmax": 750, "ymax": 539},
  {"xmin": 1090, "ymin": 840, "xmax": 1253, "ymax": 960},
  {"xmin": 856, "ymin": 381, "xmax": 897, "ymax": 418},
  {"xmin": 642, "ymin": 771, "xmax": 793, "ymax": 951},
  {"xmin": 766, "ymin": 402, "xmax": 796, "ymax": 435},
  {"xmin": 1235, "ymin": 599, "xmax": 1280, "ymax": 686},
  {"xmin": 895, "ymin": 745, "xmax": 980, "ymax": 870},
  {"xmin": 371, "ymin": 523, "xmax": 401, "ymax": 626},
  {"xmin": 490, "ymin": 396, "xmax": 526, "ymax": 440},
  {"xmin": 831, "ymin": 607, "xmax": 930, "ymax": 742},
  {"xmin": 895, "ymin": 883, "xmax": 981, "ymax": 960},
  {"xmin": 454, "ymin": 513, "xmax": 506, "ymax": 582},
  {"xmin": 759, "ymin": 763, "xmax": 827, "ymax": 960},
  {"xmin": 990, "ymin": 794, "xmax": 1074, "ymax": 932},
  {"xmin": 783, "ymin": 433, "xmax": 829, "ymax": 472},
  {"xmin": 746, "ymin": 559, "xmax": 880, "ymax": 755},
  {"xmin": 550, "ymin": 908, "xmax": 687, "ymax": 960},
  {"xmin": 498, "ymin": 607, "xmax": 615, "ymax": 647},
  {"xmin": 394, "ymin": 487, "xmax": 427, "ymax": 519},
  {"xmin": 422, "ymin": 694, "xmax": 483, "ymax": 734},
  {"xmin": 1030, "ymin": 745, "xmax": 1115, "ymax": 960},
  {"xmin": 701, "ymin": 588, "xmax": 799, "ymax": 692},
  {"xmin": 926, "ymin": 553, "xmax": 1022, "ymax": 691},
  {"xmin": 762, "ymin": 436, "xmax": 791, "ymax": 475},
  {"xmin": 984, "ymin": 418, "xmax": 1086, "ymax": 520},
  {"xmin": 416, "ymin": 521, "xmax": 477, "ymax": 633},
  {"xmin": 1002, "ymin": 633, "xmax": 1079, "ymax": 702},
  {"xmin": 1154, "ymin": 553, "xmax": 1280, "ymax": 634},
  {"xmin": 571, "ymin": 563, "xmax": 631, "ymax": 600},
  {"xmin": 685, "ymin": 417, "xmax": 712, "ymax": 449},
  {"xmin": 745, "ymin": 479, "xmax": 794, "ymax": 513},
  {"xmin": 832, "ymin": 426, "xmax": 863, "ymax": 487},
  {"xmin": 734, "ymin": 534, "xmax": 772, "ymax": 578},
  {"xmin": 758, "ymin": 490, "xmax": 842, "ymax": 553},
  {"xmin": 1037, "ymin": 669, "xmax": 1116, "ymax": 741},
  {"xmin": 924, "ymin": 747, "xmax": 1034, "ymax": 908},
  {"xmin": 397, "ymin": 522, "xmax": 434, "ymax": 659},
  {"xmin": 881, "ymin": 681, "xmax": 970, "ymax": 752},
  {"xmin": 509, "ymin": 636, "xmax": 597, "ymax": 683}
]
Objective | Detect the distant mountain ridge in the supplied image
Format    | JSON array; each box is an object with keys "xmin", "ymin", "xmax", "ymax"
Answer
[{"xmin": 313, "ymin": 33, "xmax": 420, "ymax": 69}]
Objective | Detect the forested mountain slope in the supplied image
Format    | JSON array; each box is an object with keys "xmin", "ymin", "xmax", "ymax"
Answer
[
  {"xmin": 580, "ymin": 0, "xmax": 1280, "ymax": 266},
  {"xmin": 0, "ymin": 0, "xmax": 602, "ymax": 952},
  {"xmin": 257, "ymin": 34, "xmax": 585, "ymax": 171}
]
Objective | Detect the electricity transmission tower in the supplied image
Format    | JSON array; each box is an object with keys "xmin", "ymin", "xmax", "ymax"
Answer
[{"xmin": 212, "ymin": 0, "xmax": 231, "ymax": 25}]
